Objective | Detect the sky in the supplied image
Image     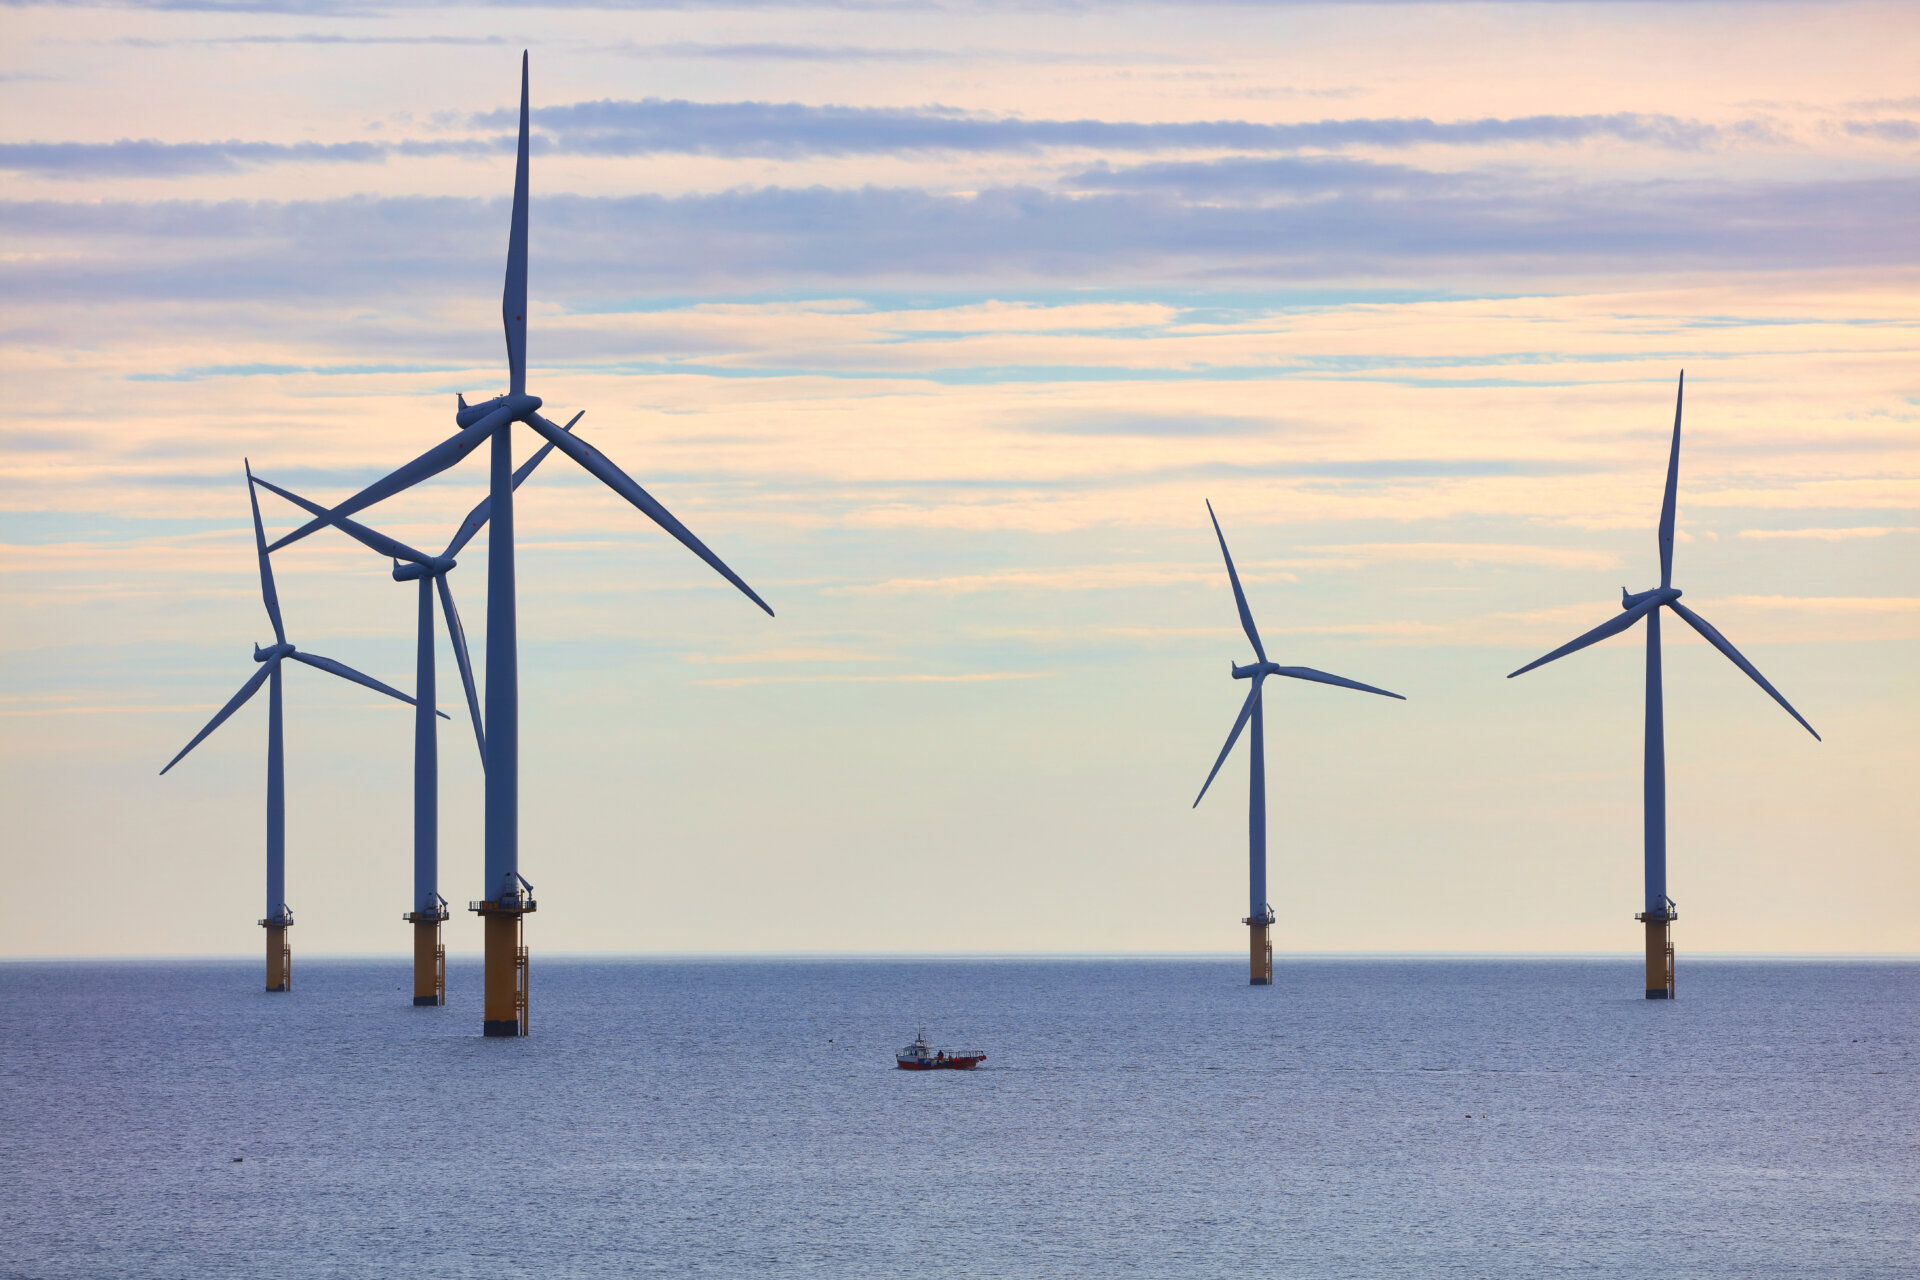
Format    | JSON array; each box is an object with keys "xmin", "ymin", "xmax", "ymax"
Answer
[{"xmin": 2, "ymin": 0, "xmax": 1915, "ymax": 959}]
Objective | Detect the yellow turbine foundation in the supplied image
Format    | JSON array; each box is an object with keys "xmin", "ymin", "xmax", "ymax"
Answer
[
  {"xmin": 264, "ymin": 924, "xmax": 291, "ymax": 993},
  {"xmin": 1248, "ymin": 920, "xmax": 1273, "ymax": 986},
  {"xmin": 411, "ymin": 918, "xmax": 445, "ymax": 1006},
  {"xmin": 1641, "ymin": 915, "xmax": 1675, "ymax": 999},
  {"xmin": 481, "ymin": 911, "xmax": 529, "ymax": 1037}
]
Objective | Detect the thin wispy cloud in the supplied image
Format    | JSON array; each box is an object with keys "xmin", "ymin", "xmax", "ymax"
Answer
[
  {"xmin": 1847, "ymin": 95, "xmax": 1920, "ymax": 112},
  {"xmin": 684, "ymin": 647, "xmax": 893, "ymax": 664},
  {"xmin": 1737, "ymin": 526, "xmax": 1919, "ymax": 541},
  {"xmin": 1014, "ymin": 411, "xmax": 1283, "ymax": 438},
  {"xmin": 0, "ymin": 137, "xmax": 495, "ymax": 178},
  {"xmin": 617, "ymin": 41, "xmax": 957, "ymax": 62},
  {"xmin": 500, "ymin": 100, "xmax": 1728, "ymax": 158},
  {"xmin": 614, "ymin": 41, "xmax": 1197, "ymax": 65},
  {"xmin": 7, "ymin": 166, "xmax": 1914, "ymax": 300},
  {"xmin": 0, "ymin": 102, "xmax": 1737, "ymax": 180},
  {"xmin": 836, "ymin": 564, "xmax": 1295, "ymax": 595},
  {"xmin": 1842, "ymin": 119, "xmax": 1920, "ymax": 143},
  {"xmin": 1066, "ymin": 155, "xmax": 1463, "ymax": 197},
  {"xmin": 96, "ymin": 32, "xmax": 511, "ymax": 45},
  {"xmin": 692, "ymin": 671, "xmax": 1047, "ymax": 687}
]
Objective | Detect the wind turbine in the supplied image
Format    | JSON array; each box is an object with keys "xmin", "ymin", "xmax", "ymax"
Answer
[
  {"xmin": 265, "ymin": 54, "xmax": 773, "ymax": 1036},
  {"xmin": 1507, "ymin": 372, "xmax": 1819, "ymax": 998},
  {"xmin": 251, "ymin": 416, "xmax": 572, "ymax": 1006},
  {"xmin": 1192, "ymin": 503, "xmax": 1405, "ymax": 984},
  {"xmin": 160, "ymin": 465, "xmax": 429, "ymax": 992}
]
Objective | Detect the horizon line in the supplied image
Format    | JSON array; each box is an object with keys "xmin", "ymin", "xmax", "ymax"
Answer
[{"xmin": 6, "ymin": 949, "xmax": 1917, "ymax": 964}]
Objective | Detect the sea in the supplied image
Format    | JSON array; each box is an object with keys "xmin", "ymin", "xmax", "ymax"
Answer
[{"xmin": 1, "ymin": 957, "xmax": 1913, "ymax": 1279}]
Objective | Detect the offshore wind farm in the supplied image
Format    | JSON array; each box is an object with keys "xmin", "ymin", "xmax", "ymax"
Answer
[
  {"xmin": 4, "ymin": 7, "xmax": 1916, "ymax": 1279},
  {"xmin": 247, "ymin": 57, "xmax": 772, "ymax": 1036},
  {"xmin": 249, "ymin": 411, "xmax": 573, "ymax": 1006}
]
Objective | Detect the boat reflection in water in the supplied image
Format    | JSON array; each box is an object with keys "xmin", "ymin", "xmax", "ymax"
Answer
[{"xmin": 895, "ymin": 1032, "xmax": 986, "ymax": 1070}]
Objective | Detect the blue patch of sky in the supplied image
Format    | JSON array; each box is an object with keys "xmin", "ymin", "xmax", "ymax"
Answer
[
  {"xmin": 129, "ymin": 361, "xmax": 468, "ymax": 382},
  {"xmin": 0, "ymin": 510, "xmax": 240, "ymax": 545},
  {"xmin": 1659, "ymin": 315, "xmax": 1910, "ymax": 330}
]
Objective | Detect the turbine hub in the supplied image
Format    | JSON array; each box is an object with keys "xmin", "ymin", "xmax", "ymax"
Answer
[
  {"xmin": 1622, "ymin": 585, "xmax": 1682, "ymax": 610},
  {"xmin": 393, "ymin": 556, "xmax": 458, "ymax": 582},
  {"xmin": 454, "ymin": 392, "xmax": 539, "ymax": 426}
]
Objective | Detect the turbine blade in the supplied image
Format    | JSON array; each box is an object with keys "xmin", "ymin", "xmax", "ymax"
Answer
[
  {"xmin": 1205, "ymin": 500, "xmax": 1266, "ymax": 662},
  {"xmin": 1507, "ymin": 596, "xmax": 1660, "ymax": 678},
  {"xmin": 251, "ymin": 473, "xmax": 430, "ymax": 564},
  {"xmin": 160, "ymin": 661, "xmax": 274, "ymax": 775},
  {"xmin": 1194, "ymin": 674, "xmax": 1265, "ymax": 808},
  {"xmin": 267, "ymin": 408, "xmax": 508, "ymax": 553},
  {"xmin": 1270, "ymin": 666, "xmax": 1406, "ymax": 700},
  {"xmin": 244, "ymin": 461, "xmax": 286, "ymax": 645},
  {"xmin": 504, "ymin": 52, "xmax": 530, "ymax": 397},
  {"xmin": 289, "ymin": 650, "xmax": 439, "ymax": 715},
  {"xmin": 1659, "ymin": 371, "xmax": 1683, "ymax": 589},
  {"xmin": 526, "ymin": 411, "xmax": 774, "ymax": 617},
  {"xmin": 1670, "ymin": 601, "xmax": 1820, "ymax": 740},
  {"xmin": 435, "ymin": 575, "xmax": 487, "ymax": 766},
  {"xmin": 442, "ymin": 410, "xmax": 579, "ymax": 559}
]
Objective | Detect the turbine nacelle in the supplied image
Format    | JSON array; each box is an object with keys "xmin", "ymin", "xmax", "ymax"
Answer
[
  {"xmin": 393, "ymin": 556, "xmax": 458, "ymax": 582},
  {"xmin": 1232, "ymin": 660, "xmax": 1276, "ymax": 680},
  {"xmin": 253, "ymin": 641, "xmax": 295, "ymax": 664},
  {"xmin": 455, "ymin": 392, "xmax": 542, "ymax": 428},
  {"xmin": 1623, "ymin": 586, "xmax": 1682, "ymax": 610}
]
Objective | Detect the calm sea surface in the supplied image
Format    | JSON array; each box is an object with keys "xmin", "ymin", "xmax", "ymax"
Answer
[{"xmin": 1, "ymin": 957, "xmax": 1914, "ymax": 1279}]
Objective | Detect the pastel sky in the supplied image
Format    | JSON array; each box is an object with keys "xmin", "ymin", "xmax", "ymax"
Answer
[{"xmin": 3, "ymin": 0, "xmax": 1915, "ymax": 958}]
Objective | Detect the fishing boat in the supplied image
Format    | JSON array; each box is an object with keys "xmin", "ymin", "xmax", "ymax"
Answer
[{"xmin": 895, "ymin": 1032, "xmax": 986, "ymax": 1070}]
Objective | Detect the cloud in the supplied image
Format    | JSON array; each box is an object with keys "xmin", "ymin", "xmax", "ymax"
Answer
[
  {"xmin": 0, "ymin": 139, "xmax": 390, "ymax": 178},
  {"xmin": 1719, "ymin": 595, "xmax": 1920, "ymax": 613},
  {"xmin": 692, "ymin": 671, "xmax": 1046, "ymax": 687},
  {"xmin": 618, "ymin": 42, "xmax": 957, "ymax": 62},
  {"xmin": 0, "ymin": 699, "xmax": 235, "ymax": 716},
  {"xmin": 1014, "ymin": 411, "xmax": 1284, "ymax": 437},
  {"xmin": 498, "ymin": 99, "xmax": 1726, "ymax": 159},
  {"xmin": 684, "ymin": 646, "xmax": 891, "ymax": 664},
  {"xmin": 1302, "ymin": 542, "xmax": 1622, "ymax": 571},
  {"xmin": 1842, "ymin": 119, "xmax": 1920, "ymax": 143},
  {"xmin": 0, "ymin": 98, "xmax": 1757, "ymax": 182},
  {"xmin": 7, "ymin": 162, "xmax": 1917, "ymax": 304},
  {"xmin": 103, "ymin": 32, "xmax": 512, "ymax": 45},
  {"xmin": 1737, "ymin": 526, "xmax": 1919, "ymax": 541},
  {"xmin": 2, "ymin": 101, "xmax": 1734, "ymax": 180},
  {"xmin": 1068, "ymin": 155, "xmax": 1463, "ymax": 198},
  {"xmin": 837, "ymin": 563, "xmax": 1295, "ymax": 595}
]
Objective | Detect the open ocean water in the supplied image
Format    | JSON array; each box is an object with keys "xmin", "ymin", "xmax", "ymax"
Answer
[{"xmin": 1, "ymin": 957, "xmax": 1914, "ymax": 1279}]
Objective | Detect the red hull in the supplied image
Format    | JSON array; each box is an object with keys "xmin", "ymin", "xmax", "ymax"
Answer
[{"xmin": 895, "ymin": 1057, "xmax": 985, "ymax": 1070}]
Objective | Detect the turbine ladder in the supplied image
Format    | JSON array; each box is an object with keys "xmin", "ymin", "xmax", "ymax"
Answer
[{"xmin": 515, "ymin": 926, "xmax": 530, "ymax": 1037}]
